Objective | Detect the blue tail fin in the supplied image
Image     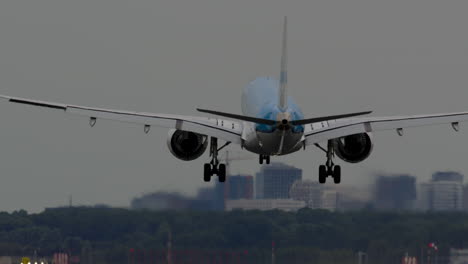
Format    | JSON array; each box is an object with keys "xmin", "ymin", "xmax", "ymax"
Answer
[{"xmin": 279, "ymin": 16, "xmax": 288, "ymax": 111}]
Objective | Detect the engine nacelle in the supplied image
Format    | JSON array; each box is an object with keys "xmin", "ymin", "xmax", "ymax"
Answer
[
  {"xmin": 333, "ymin": 133, "xmax": 373, "ymax": 163},
  {"xmin": 167, "ymin": 129, "xmax": 208, "ymax": 161}
]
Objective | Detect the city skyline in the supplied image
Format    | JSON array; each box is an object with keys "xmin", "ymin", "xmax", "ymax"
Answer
[{"xmin": 125, "ymin": 167, "xmax": 468, "ymax": 213}]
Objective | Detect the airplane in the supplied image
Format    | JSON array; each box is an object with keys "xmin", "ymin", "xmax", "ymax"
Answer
[{"xmin": 2, "ymin": 17, "xmax": 468, "ymax": 184}]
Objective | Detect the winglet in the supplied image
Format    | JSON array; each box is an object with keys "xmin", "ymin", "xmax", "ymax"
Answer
[{"xmin": 279, "ymin": 16, "xmax": 288, "ymax": 111}]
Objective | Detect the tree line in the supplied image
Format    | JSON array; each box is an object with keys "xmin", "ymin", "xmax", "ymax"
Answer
[{"xmin": 0, "ymin": 207, "xmax": 467, "ymax": 263}]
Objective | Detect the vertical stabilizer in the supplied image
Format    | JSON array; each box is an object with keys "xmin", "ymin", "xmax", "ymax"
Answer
[{"xmin": 279, "ymin": 16, "xmax": 288, "ymax": 111}]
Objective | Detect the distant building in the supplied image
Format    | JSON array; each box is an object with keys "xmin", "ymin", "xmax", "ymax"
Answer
[
  {"xmin": 223, "ymin": 175, "xmax": 254, "ymax": 200},
  {"xmin": 289, "ymin": 180, "xmax": 339, "ymax": 211},
  {"xmin": 53, "ymin": 253, "xmax": 69, "ymax": 264},
  {"xmin": 93, "ymin": 204, "xmax": 111, "ymax": 208},
  {"xmin": 321, "ymin": 190, "xmax": 339, "ymax": 211},
  {"xmin": 463, "ymin": 185, "xmax": 468, "ymax": 212},
  {"xmin": 131, "ymin": 192, "xmax": 191, "ymax": 210},
  {"xmin": 225, "ymin": 199, "xmax": 305, "ymax": 212},
  {"xmin": 450, "ymin": 249, "xmax": 468, "ymax": 264},
  {"xmin": 418, "ymin": 171, "xmax": 464, "ymax": 211},
  {"xmin": 197, "ymin": 187, "xmax": 215, "ymax": 200},
  {"xmin": 433, "ymin": 171, "xmax": 463, "ymax": 182},
  {"xmin": 0, "ymin": 257, "xmax": 13, "ymax": 264},
  {"xmin": 373, "ymin": 174, "xmax": 416, "ymax": 210},
  {"xmin": 431, "ymin": 180, "xmax": 463, "ymax": 211},
  {"xmin": 334, "ymin": 185, "xmax": 372, "ymax": 211},
  {"xmin": 187, "ymin": 199, "xmax": 215, "ymax": 211},
  {"xmin": 256, "ymin": 163, "xmax": 302, "ymax": 199},
  {"xmin": 289, "ymin": 180, "xmax": 322, "ymax": 208},
  {"xmin": 131, "ymin": 191, "xmax": 219, "ymax": 211},
  {"xmin": 213, "ymin": 175, "xmax": 254, "ymax": 210},
  {"xmin": 0, "ymin": 257, "xmax": 49, "ymax": 264},
  {"xmin": 416, "ymin": 183, "xmax": 432, "ymax": 211}
]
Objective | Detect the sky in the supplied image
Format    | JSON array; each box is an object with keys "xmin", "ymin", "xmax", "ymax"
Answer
[{"xmin": 1, "ymin": 0, "xmax": 468, "ymax": 212}]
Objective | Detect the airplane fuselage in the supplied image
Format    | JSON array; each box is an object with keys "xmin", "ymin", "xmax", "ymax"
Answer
[{"xmin": 241, "ymin": 77, "xmax": 305, "ymax": 155}]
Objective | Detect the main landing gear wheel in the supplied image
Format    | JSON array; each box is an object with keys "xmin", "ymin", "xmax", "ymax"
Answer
[
  {"xmin": 203, "ymin": 137, "xmax": 227, "ymax": 183},
  {"xmin": 318, "ymin": 164, "xmax": 341, "ymax": 184},
  {"xmin": 259, "ymin": 155, "xmax": 270, "ymax": 165},
  {"xmin": 204, "ymin": 163, "xmax": 226, "ymax": 182},
  {"xmin": 333, "ymin": 165, "xmax": 341, "ymax": 184},
  {"xmin": 317, "ymin": 140, "xmax": 342, "ymax": 184},
  {"xmin": 319, "ymin": 165, "xmax": 327, "ymax": 184},
  {"xmin": 203, "ymin": 163, "xmax": 212, "ymax": 182},
  {"xmin": 218, "ymin": 164, "xmax": 226, "ymax": 182}
]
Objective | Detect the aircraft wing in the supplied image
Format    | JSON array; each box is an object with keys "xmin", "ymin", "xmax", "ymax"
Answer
[
  {"xmin": 304, "ymin": 112, "xmax": 468, "ymax": 145},
  {"xmin": 0, "ymin": 95, "xmax": 243, "ymax": 144}
]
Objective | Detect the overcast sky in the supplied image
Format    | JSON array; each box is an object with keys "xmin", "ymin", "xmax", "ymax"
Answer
[{"xmin": 1, "ymin": 0, "xmax": 468, "ymax": 212}]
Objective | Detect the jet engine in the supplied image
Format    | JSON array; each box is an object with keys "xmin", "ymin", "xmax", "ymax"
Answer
[
  {"xmin": 333, "ymin": 133, "xmax": 373, "ymax": 163},
  {"xmin": 167, "ymin": 129, "xmax": 208, "ymax": 161}
]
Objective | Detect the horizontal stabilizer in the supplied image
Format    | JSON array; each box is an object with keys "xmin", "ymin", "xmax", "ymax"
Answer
[
  {"xmin": 291, "ymin": 111, "xmax": 373, "ymax": 125},
  {"xmin": 197, "ymin": 108, "xmax": 277, "ymax": 125},
  {"xmin": 198, "ymin": 108, "xmax": 372, "ymax": 126}
]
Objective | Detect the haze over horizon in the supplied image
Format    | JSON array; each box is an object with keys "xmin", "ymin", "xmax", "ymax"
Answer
[{"xmin": 1, "ymin": 0, "xmax": 468, "ymax": 212}]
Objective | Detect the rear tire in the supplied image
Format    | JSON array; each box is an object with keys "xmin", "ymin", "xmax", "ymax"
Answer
[
  {"xmin": 319, "ymin": 165, "xmax": 327, "ymax": 184},
  {"xmin": 265, "ymin": 156, "xmax": 270, "ymax": 164},
  {"xmin": 218, "ymin": 164, "xmax": 226, "ymax": 182},
  {"xmin": 203, "ymin": 163, "xmax": 212, "ymax": 182},
  {"xmin": 259, "ymin": 155, "xmax": 263, "ymax": 164},
  {"xmin": 333, "ymin": 165, "xmax": 341, "ymax": 184}
]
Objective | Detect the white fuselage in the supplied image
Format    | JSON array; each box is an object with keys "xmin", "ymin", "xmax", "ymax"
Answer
[{"xmin": 240, "ymin": 77, "xmax": 305, "ymax": 156}]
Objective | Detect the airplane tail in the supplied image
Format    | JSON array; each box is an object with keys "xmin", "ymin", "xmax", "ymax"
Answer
[
  {"xmin": 279, "ymin": 16, "xmax": 288, "ymax": 112},
  {"xmin": 197, "ymin": 17, "xmax": 373, "ymax": 126}
]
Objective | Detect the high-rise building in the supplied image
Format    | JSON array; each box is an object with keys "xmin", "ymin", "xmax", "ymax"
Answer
[
  {"xmin": 225, "ymin": 175, "xmax": 254, "ymax": 200},
  {"xmin": 214, "ymin": 174, "xmax": 254, "ymax": 210},
  {"xmin": 416, "ymin": 183, "xmax": 432, "ymax": 211},
  {"xmin": 373, "ymin": 174, "xmax": 417, "ymax": 210},
  {"xmin": 432, "ymin": 171, "xmax": 463, "ymax": 182},
  {"xmin": 418, "ymin": 171, "xmax": 464, "ymax": 211},
  {"xmin": 463, "ymin": 185, "xmax": 468, "ymax": 212},
  {"xmin": 215, "ymin": 174, "xmax": 254, "ymax": 200},
  {"xmin": 431, "ymin": 181, "xmax": 463, "ymax": 211},
  {"xmin": 255, "ymin": 163, "xmax": 302, "ymax": 199},
  {"xmin": 431, "ymin": 171, "xmax": 463, "ymax": 211}
]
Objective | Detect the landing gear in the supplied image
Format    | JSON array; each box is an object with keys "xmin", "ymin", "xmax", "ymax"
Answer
[
  {"xmin": 203, "ymin": 163, "xmax": 226, "ymax": 182},
  {"xmin": 317, "ymin": 140, "xmax": 341, "ymax": 184},
  {"xmin": 204, "ymin": 163, "xmax": 212, "ymax": 182},
  {"xmin": 203, "ymin": 137, "xmax": 227, "ymax": 182},
  {"xmin": 319, "ymin": 165, "xmax": 327, "ymax": 184},
  {"xmin": 333, "ymin": 165, "xmax": 341, "ymax": 184},
  {"xmin": 259, "ymin": 155, "xmax": 270, "ymax": 165},
  {"xmin": 218, "ymin": 164, "xmax": 226, "ymax": 182}
]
